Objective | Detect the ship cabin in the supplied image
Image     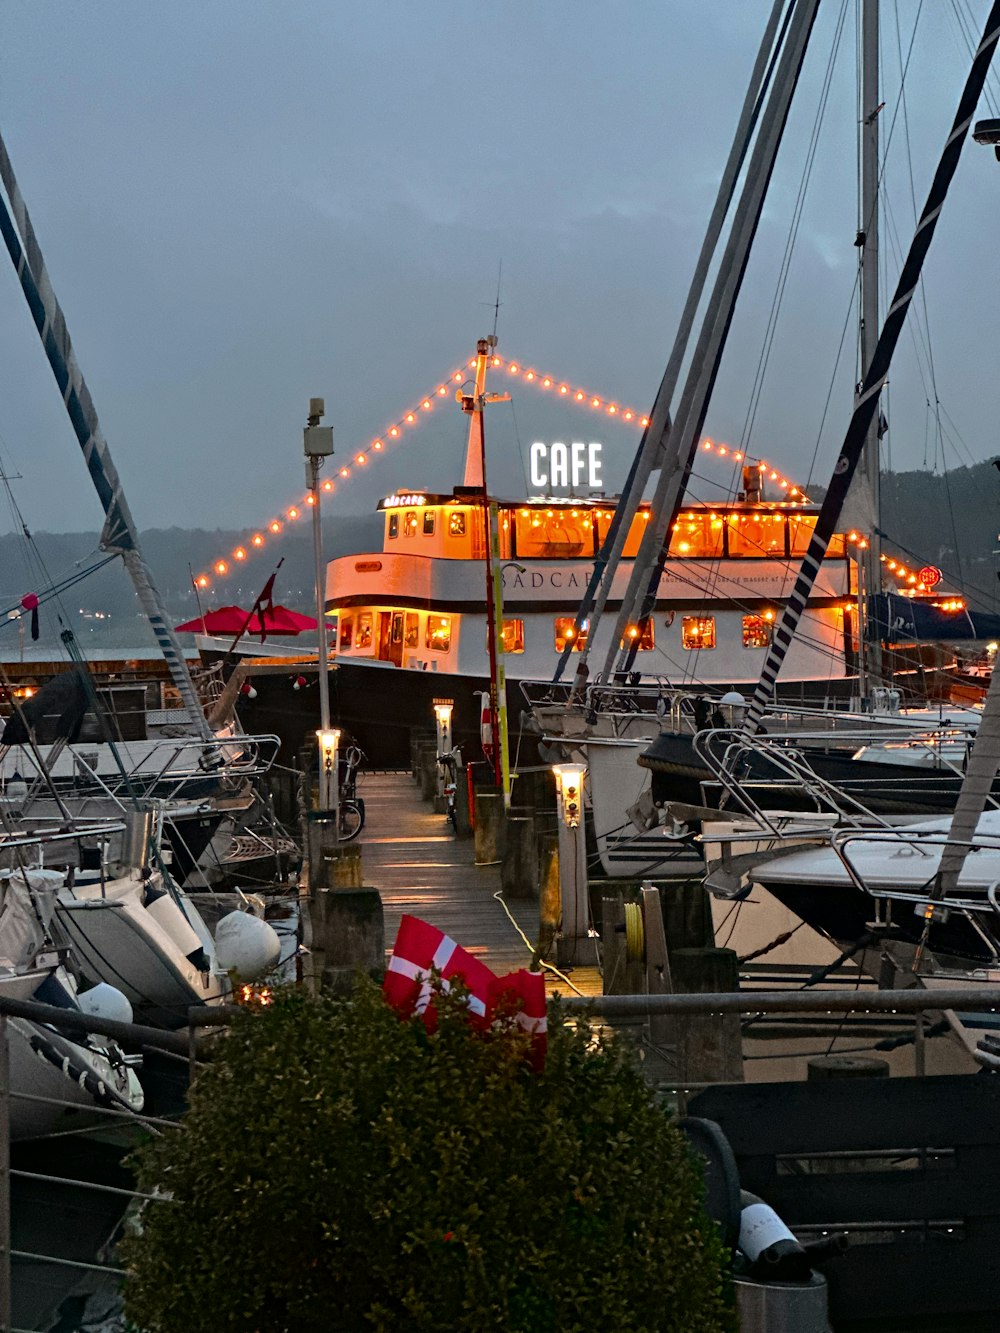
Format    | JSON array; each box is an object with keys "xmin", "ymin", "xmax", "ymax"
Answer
[{"xmin": 324, "ymin": 487, "xmax": 855, "ymax": 686}]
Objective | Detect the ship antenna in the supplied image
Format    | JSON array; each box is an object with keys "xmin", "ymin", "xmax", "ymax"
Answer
[{"xmin": 491, "ymin": 259, "xmax": 503, "ymax": 343}]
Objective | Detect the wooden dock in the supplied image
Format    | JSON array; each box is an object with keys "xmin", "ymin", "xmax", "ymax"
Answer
[
  {"xmin": 358, "ymin": 772, "xmax": 541, "ymax": 975},
  {"xmin": 348, "ymin": 772, "xmax": 602, "ymax": 997}
]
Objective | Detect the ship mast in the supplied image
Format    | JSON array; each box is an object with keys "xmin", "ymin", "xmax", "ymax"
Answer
[
  {"xmin": 857, "ymin": 0, "xmax": 884, "ymax": 696},
  {"xmin": 460, "ymin": 337, "xmax": 511, "ymax": 797}
]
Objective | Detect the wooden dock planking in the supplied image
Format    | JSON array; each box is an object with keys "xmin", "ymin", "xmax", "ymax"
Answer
[{"xmin": 358, "ymin": 773, "xmax": 540, "ymax": 975}]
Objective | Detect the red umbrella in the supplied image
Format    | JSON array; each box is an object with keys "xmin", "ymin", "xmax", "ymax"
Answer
[
  {"xmin": 253, "ymin": 604, "xmax": 319, "ymax": 635},
  {"xmin": 175, "ymin": 605, "xmax": 255, "ymax": 635}
]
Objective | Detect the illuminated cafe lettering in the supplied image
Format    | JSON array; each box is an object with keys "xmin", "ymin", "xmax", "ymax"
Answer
[
  {"xmin": 384, "ymin": 493, "xmax": 426, "ymax": 507},
  {"xmin": 529, "ymin": 441, "xmax": 603, "ymax": 491}
]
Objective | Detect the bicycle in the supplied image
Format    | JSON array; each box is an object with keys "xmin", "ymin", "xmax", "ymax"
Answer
[
  {"xmin": 436, "ymin": 747, "xmax": 461, "ymax": 835},
  {"xmin": 337, "ymin": 742, "xmax": 366, "ymax": 842}
]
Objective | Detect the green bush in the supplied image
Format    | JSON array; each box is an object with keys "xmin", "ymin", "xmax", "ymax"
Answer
[{"xmin": 122, "ymin": 981, "xmax": 736, "ymax": 1332}]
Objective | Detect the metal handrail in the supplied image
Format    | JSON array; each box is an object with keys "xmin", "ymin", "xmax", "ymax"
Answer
[{"xmin": 829, "ymin": 827, "xmax": 1000, "ymax": 915}]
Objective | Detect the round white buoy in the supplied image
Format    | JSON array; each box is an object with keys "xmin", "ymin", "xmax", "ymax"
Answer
[
  {"xmin": 77, "ymin": 982, "xmax": 134, "ymax": 1026},
  {"xmin": 214, "ymin": 911, "xmax": 281, "ymax": 980}
]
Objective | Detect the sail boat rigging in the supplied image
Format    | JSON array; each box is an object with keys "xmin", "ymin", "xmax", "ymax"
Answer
[
  {"xmin": 0, "ymin": 131, "xmax": 215, "ymax": 748},
  {"xmin": 738, "ymin": 0, "xmax": 1000, "ymax": 740},
  {"xmin": 592, "ymin": 0, "xmax": 822, "ymax": 689},
  {"xmin": 553, "ymin": 0, "xmax": 794, "ymax": 693}
]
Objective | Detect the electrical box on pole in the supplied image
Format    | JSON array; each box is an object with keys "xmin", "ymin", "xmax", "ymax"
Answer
[{"xmin": 304, "ymin": 425, "xmax": 334, "ymax": 457}]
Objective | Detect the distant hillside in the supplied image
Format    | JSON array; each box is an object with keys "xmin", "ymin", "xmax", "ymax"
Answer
[
  {"xmin": 879, "ymin": 460, "xmax": 1000, "ymax": 609},
  {"xmin": 0, "ymin": 461, "xmax": 996, "ymax": 655},
  {"xmin": 0, "ymin": 513, "xmax": 382, "ymax": 652}
]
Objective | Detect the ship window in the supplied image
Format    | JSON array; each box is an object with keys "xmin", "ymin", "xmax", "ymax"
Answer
[
  {"xmin": 682, "ymin": 616, "xmax": 716, "ymax": 650},
  {"xmin": 449, "ymin": 511, "xmax": 466, "ymax": 537},
  {"xmin": 554, "ymin": 617, "xmax": 589, "ymax": 653},
  {"xmin": 426, "ymin": 615, "xmax": 452, "ymax": 652},
  {"xmin": 390, "ymin": 612, "xmax": 404, "ymax": 645},
  {"xmin": 501, "ymin": 618, "xmax": 524, "ymax": 654},
  {"xmin": 356, "ymin": 612, "xmax": 373, "ymax": 649},
  {"xmin": 515, "ymin": 509, "xmax": 590, "ymax": 559},
  {"xmin": 423, "ymin": 510, "xmax": 436, "ymax": 535},
  {"xmin": 339, "ymin": 614, "xmax": 354, "ymax": 649},
  {"xmin": 666, "ymin": 511, "xmax": 725, "ymax": 559},
  {"xmin": 328, "ymin": 618, "xmax": 338, "ymax": 650},
  {"xmin": 742, "ymin": 614, "xmax": 773, "ymax": 648},
  {"xmin": 403, "ymin": 511, "xmax": 419, "ymax": 538},
  {"xmin": 593, "ymin": 508, "xmax": 649, "ymax": 557},
  {"xmin": 727, "ymin": 512, "xmax": 786, "ymax": 558},
  {"xmin": 621, "ymin": 618, "xmax": 655, "ymax": 651},
  {"xmin": 404, "ymin": 612, "xmax": 420, "ymax": 648},
  {"xmin": 790, "ymin": 513, "xmax": 845, "ymax": 558},
  {"xmin": 388, "ymin": 513, "xmax": 399, "ymax": 539}
]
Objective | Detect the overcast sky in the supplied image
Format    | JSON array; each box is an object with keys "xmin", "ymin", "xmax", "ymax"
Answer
[{"xmin": 0, "ymin": 1, "xmax": 997, "ymax": 553}]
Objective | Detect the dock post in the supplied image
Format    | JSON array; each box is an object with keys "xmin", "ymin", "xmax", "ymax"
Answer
[
  {"xmin": 537, "ymin": 832, "xmax": 560, "ymax": 960},
  {"xmin": 474, "ymin": 787, "xmax": 504, "ymax": 865},
  {"xmin": 452, "ymin": 764, "xmax": 473, "ymax": 837},
  {"xmin": 307, "ymin": 813, "xmax": 363, "ymax": 890},
  {"xmin": 501, "ymin": 815, "xmax": 538, "ymax": 900},
  {"xmin": 668, "ymin": 948, "xmax": 744, "ymax": 1084},
  {"xmin": 315, "ymin": 888, "xmax": 385, "ymax": 996}
]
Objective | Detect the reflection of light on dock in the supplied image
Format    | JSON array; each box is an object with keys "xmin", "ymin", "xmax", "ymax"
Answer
[
  {"xmin": 361, "ymin": 774, "xmax": 538, "ymax": 975},
  {"xmin": 365, "ymin": 835, "xmax": 453, "ymax": 845}
]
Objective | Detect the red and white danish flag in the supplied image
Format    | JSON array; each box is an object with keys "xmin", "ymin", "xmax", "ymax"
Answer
[{"xmin": 383, "ymin": 914, "xmax": 547, "ymax": 1067}]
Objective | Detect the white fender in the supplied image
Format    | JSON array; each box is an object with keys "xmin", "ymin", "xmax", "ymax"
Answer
[
  {"xmin": 77, "ymin": 982, "xmax": 134, "ymax": 1026},
  {"xmin": 214, "ymin": 911, "xmax": 281, "ymax": 981}
]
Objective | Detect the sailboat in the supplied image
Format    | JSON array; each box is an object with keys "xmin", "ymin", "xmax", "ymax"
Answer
[
  {"xmin": 0, "ymin": 861, "xmax": 145, "ymax": 1140},
  {"xmin": 658, "ymin": 0, "xmax": 1000, "ymax": 1053},
  {"xmin": 0, "ymin": 127, "xmax": 285, "ymax": 1021},
  {"xmin": 532, "ymin": 0, "xmax": 1000, "ymax": 883}
]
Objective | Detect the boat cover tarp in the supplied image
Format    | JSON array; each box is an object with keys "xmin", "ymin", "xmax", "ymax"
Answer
[
  {"xmin": 870, "ymin": 593, "xmax": 1000, "ymax": 644},
  {"xmin": 2, "ymin": 671, "xmax": 90, "ymax": 746}
]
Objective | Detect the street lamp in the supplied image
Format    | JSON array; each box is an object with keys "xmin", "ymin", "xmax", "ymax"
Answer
[{"xmin": 304, "ymin": 398, "xmax": 335, "ymax": 807}]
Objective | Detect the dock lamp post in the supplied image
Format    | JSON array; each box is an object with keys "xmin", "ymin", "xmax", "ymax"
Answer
[
  {"xmin": 552, "ymin": 761, "xmax": 588, "ymax": 966},
  {"xmin": 304, "ymin": 398, "xmax": 335, "ymax": 808},
  {"xmin": 433, "ymin": 699, "xmax": 454, "ymax": 798},
  {"xmin": 317, "ymin": 727, "xmax": 341, "ymax": 834}
]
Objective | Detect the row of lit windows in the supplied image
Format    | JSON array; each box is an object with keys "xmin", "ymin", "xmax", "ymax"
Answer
[
  {"xmin": 388, "ymin": 509, "xmax": 468, "ymax": 540},
  {"xmin": 502, "ymin": 613, "xmax": 774, "ymax": 653},
  {"xmin": 339, "ymin": 610, "xmax": 453, "ymax": 653},
  {"xmin": 337, "ymin": 609, "xmax": 774, "ymax": 656},
  {"xmin": 385, "ymin": 504, "xmax": 842, "ymax": 563}
]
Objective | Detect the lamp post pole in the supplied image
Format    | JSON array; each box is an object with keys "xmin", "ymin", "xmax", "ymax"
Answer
[{"xmin": 304, "ymin": 398, "xmax": 334, "ymax": 807}]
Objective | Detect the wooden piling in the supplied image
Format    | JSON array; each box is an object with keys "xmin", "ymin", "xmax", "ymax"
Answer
[
  {"xmin": 315, "ymin": 887, "xmax": 385, "ymax": 996},
  {"xmin": 501, "ymin": 816, "xmax": 538, "ymax": 901},
  {"xmin": 474, "ymin": 788, "xmax": 504, "ymax": 865},
  {"xmin": 452, "ymin": 766, "xmax": 473, "ymax": 837},
  {"xmin": 667, "ymin": 948, "xmax": 744, "ymax": 1084},
  {"xmin": 537, "ymin": 832, "xmax": 560, "ymax": 960}
]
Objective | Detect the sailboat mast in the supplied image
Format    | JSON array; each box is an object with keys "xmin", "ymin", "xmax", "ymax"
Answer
[
  {"xmin": 858, "ymin": 0, "xmax": 884, "ymax": 694},
  {"xmin": 739, "ymin": 0, "xmax": 1000, "ymax": 739},
  {"xmin": 0, "ymin": 132, "xmax": 215, "ymax": 744}
]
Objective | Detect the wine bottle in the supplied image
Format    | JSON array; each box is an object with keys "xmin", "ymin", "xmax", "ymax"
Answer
[{"xmin": 737, "ymin": 1190, "xmax": 811, "ymax": 1282}]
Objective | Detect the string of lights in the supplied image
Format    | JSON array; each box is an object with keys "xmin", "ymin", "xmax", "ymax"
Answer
[{"xmin": 193, "ymin": 351, "xmax": 947, "ymax": 600}]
